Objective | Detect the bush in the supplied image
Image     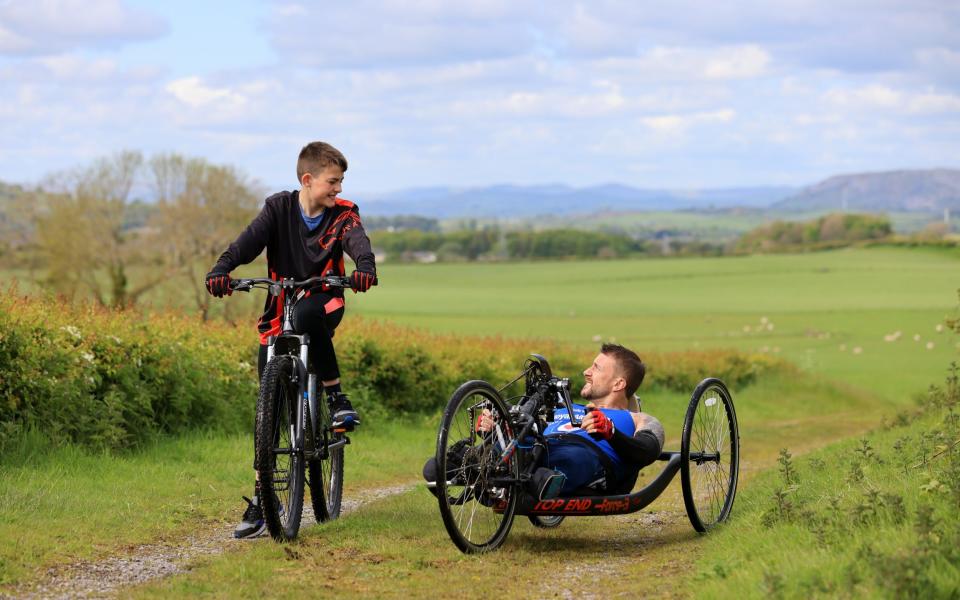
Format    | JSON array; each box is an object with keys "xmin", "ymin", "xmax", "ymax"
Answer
[
  {"xmin": 0, "ymin": 289, "xmax": 790, "ymax": 452},
  {"xmin": 0, "ymin": 290, "xmax": 257, "ymax": 451}
]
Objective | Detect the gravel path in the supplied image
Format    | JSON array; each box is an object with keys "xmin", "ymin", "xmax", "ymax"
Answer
[
  {"xmin": 541, "ymin": 510, "xmax": 680, "ymax": 600},
  {"xmin": 4, "ymin": 483, "xmax": 417, "ymax": 600}
]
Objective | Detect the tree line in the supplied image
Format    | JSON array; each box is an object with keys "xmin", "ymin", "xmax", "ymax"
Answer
[
  {"xmin": 0, "ymin": 151, "xmax": 261, "ymax": 316},
  {"xmin": 3, "ymin": 151, "xmax": 947, "ymax": 299}
]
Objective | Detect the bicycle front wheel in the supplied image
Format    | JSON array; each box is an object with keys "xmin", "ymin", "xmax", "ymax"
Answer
[
  {"xmin": 255, "ymin": 356, "xmax": 305, "ymax": 541},
  {"xmin": 308, "ymin": 392, "xmax": 344, "ymax": 522},
  {"xmin": 680, "ymin": 378, "xmax": 740, "ymax": 532},
  {"xmin": 436, "ymin": 380, "xmax": 518, "ymax": 553}
]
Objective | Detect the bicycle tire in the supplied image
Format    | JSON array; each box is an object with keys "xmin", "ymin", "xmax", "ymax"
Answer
[
  {"xmin": 680, "ymin": 378, "xmax": 740, "ymax": 532},
  {"xmin": 308, "ymin": 391, "xmax": 344, "ymax": 522},
  {"xmin": 255, "ymin": 356, "xmax": 305, "ymax": 541},
  {"xmin": 436, "ymin": 380, "xmax": 518, "ymax": 553}
]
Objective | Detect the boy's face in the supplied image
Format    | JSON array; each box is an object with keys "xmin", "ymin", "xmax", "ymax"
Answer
[{"xmin": 303, "ymin": 164, "xmax": 344, "ymax": 208}]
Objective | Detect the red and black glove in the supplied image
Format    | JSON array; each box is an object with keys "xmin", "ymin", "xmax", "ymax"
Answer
[
  {"xmin": 587, "ymin": 407, "xmax": 615, "ymax": 440},
  {"xmin": 205, "ymin": 271, "xmax": 232, "ymax": 298},
  {"xmin": 350, "ymin": 270, "xmax": 375, "ymax": 293}
]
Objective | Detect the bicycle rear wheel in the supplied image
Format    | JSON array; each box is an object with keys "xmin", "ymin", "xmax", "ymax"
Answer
[
  {"xmin": 680, "ymin": 378, "xmax": 740, "ymax": 532},
  {"xmin": 436, "ymin": 380, "xmax": 518, "ymax": 553},
  {"xmin": 255, "ymin": 356, "xmax": 305, "ymax": 541},
  {"xmin": 308, "ymin": 392, "xmax": 344, "ymax": 522}
]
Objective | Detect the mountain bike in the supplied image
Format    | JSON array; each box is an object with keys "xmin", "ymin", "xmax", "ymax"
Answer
[
  {"xmin": 431, "ymin": 354, "xmax": 739, "ymax": 553},
  {"xmin": 231, "ymin": 274, "xmax": 373, "ymax": 541}
]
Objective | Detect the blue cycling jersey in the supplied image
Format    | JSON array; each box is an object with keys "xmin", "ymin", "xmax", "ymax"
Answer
[{"xmin": 543, "ymin": 404, "xmax": 636, "ymax": 468}]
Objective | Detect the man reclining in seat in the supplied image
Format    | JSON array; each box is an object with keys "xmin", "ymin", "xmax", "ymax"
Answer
[{"xmin": 425, "ymin": 343, "xmax": 665, "ymax": 499}]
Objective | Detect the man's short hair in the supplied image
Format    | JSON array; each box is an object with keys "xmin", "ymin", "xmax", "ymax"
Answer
[
  {"xmin": 600, "ymin": 343, "xmax": 645, "ymax": 398},
  {"xmin": 297, "ymin": 141, "xmax": 348, "ymax": 182}
]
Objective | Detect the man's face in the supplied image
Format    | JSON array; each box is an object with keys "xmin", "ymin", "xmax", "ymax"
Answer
[
  {"xmin": 304, "ymin": 164, "xmax": 343, "ymax": 209},
  {"xmin": 581, "ymin": 352, "xmax": 622, "ymax": 400}
]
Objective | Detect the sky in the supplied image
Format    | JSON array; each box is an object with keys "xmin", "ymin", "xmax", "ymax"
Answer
[{"xmin": 1, "ymin": 0, "xmax": 958, "ymax": 195}]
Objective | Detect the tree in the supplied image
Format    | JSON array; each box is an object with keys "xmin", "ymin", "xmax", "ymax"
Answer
[
  {"xmin": 33, "ymin": 151, "xmax": 261, "ymax": 313},
  {"xmin": 35, "ymin": 151, "xmax": 163, "ymax": 307},
  {"xmin": 149, "ymin": 153, "xmax": 262, "ymax": 319}
]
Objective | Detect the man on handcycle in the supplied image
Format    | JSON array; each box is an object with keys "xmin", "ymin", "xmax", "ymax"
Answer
[{"xmin": 426, "ymin": 343, "xmax": 664, "ymax": 499}]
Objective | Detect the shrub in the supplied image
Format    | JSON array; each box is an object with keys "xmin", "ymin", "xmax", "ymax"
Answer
[{"xmin": 0, "ymin": 288, "xmax": 789, "ymax": 452}]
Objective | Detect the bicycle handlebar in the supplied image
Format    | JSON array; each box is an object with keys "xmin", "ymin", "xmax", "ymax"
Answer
[{"xmin": 229, "ymin": 274, "xmax": 378, "ymax": 293}]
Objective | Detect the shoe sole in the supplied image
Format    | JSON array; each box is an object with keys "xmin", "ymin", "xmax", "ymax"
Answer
[{"xmin": 234, "ymin": 521, "xmax": 266, "ymax": 539}]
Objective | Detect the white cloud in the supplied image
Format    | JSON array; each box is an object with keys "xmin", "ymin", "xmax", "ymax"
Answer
[
  {"xmin": 704, "ymin": 45, "xmax": 771, "ymax": 80},
  {"xmin": 0, "ymin": 0, "xmax": 167, "ymax": 56},
  {"xmin": 165, "ymin": 76, "xmax": 249, "ymax": 112},
  {"xmin": 641, "ymin": 109, "xmax": 735, "ymax": 134},
  {"xmin": 908, "ymin": 92, "xmax": 960, "ymax": 114},
  {"xmin": 823, "ymin": 85, "xmax": 903, "ymax": 109}
]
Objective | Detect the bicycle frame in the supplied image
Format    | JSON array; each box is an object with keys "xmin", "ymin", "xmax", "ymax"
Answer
[{"xmin": 238, "ymin": 276, "xmax": 356, "ymax": 461}]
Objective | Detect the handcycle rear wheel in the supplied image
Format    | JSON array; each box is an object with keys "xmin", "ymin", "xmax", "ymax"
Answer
[
  {"xmin": 308, "ymin": 390, "xmax": 344, "ymax": 522},
  {"xmin": 680, "ymin": 378, "xmax": 740, "ymax": 532},
  {"xmin": 255, "ymin": 356, "xmax": 305, "ymax": 541},
  {"xmin": 436, "ymin": 380, "xmax": 519, "ymax": 553},
  {"xmin": 528, "ymin": 515, "xmax": 565, "ymax": 528}
]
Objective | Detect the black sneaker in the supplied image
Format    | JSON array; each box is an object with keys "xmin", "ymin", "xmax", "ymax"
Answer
[
  {"xmin": 234, "ymin": 495, "xmax": 266, "ymax": 539},
  {"xmin": 329, "ymin": 393, "xmax": 360, "ymax": 430}
]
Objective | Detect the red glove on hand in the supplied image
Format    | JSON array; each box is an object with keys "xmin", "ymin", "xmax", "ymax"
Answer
[
  {"xmin": 350, "ymin": 270, "xmax": 375, "ymax": 293},
  {"xmin": 587, "ymin": 408, "xmax": 615, "ymax": 440},
  {"xmin": 205, "ymin": 272, "xmax": 232, "ymax": 297}
]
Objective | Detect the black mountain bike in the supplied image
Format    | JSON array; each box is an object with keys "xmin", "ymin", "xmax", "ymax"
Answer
[
  {"xmin": 432, "ymin": 354, "xmax": 740, "ymax": 553},
  {"xmin": 231, "ymin": 275, "xmax": 371, "ymax": 541}
]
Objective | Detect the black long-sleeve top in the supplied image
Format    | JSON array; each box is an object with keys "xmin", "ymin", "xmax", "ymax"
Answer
[{"xmin": 211, "ymin": 190, "xmax": 377, "ymax": 343}]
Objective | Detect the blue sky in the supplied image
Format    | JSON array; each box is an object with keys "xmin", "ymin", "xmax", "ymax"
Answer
[{"xmin": 1, "ymin": 0, "xmax": 958, "ymax": 194}]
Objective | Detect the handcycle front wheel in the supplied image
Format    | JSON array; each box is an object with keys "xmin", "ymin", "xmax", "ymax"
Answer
[
  {"xmin": 255, "ymin": 356, "xmax": 305, "ymax": 541},
  {"xmin": 308, "ymin": 391, "xmax": 344, "ymax": 522},
  {"xmin": 680, "ymin": 378, "xmax": 740, "ymax": 532},
  {"xmin": 436, "ymin": 380, "xmax": 519, "ymax": 553}
]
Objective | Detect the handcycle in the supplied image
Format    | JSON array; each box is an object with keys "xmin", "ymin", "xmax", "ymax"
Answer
[
  {"xmin": 431, "ymin": 354, "xmax": 740, "ymax": 553},
  {"xmin": 230, "ymin": 274, "xmax": 373, "ymax": 541}
]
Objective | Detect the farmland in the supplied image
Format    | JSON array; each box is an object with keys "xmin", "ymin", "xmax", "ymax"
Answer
[
  {"xmin": 1, "ymin": 244, "xmax": 957, "ymax": 597},
  {"xmin": 349, "ymin": 246, "xmax": 959, "ymax": 404}
]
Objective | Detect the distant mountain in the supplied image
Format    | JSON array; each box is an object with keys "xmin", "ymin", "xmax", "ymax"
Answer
[
  {"xmin": 772, "ymin": 169, "xmax": 960, "ymax": 213},
  {"xmin": 359, "ymin": 183, "xmax": 795, "ymax": 219}
]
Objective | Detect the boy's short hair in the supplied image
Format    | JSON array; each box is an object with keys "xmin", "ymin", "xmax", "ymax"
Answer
[
  {"xmin": 600, "ymin": 343, "xmax": 646, "ymax": 398},
  {"xmin": 297, "ymin": 142, "xmax": 348, "ymax": 182}
]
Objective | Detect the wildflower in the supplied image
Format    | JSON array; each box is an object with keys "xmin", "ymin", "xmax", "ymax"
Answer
[{"xmin": 60, "ymin": 325, "xmax": 82, "ymax": 341}]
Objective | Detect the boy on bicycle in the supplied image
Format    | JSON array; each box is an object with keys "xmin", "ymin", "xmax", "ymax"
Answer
[{"xmin": 205, "ymin": 141, "xmax": 377, "ymax": 538}]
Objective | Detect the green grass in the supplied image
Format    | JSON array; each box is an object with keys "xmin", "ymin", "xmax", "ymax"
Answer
[
  {"xmin": 347, "ymin": 247, "xmax": 959, "ymax": 405},
  {"xmin": 0, "ymin": 418, "xmax": 435, "ymax": 587},
  {"xmin": 32, "ymin": 371, "xmax": 870, "ymax": 598},
  {"xmin": 685, "ymin": 378, "xmax": 960, "ymax": 598}
]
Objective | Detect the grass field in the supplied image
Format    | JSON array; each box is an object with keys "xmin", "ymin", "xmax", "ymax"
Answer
[
  {"xmin": 348, "ymin": 246, "xmax": 959, "ymax": 405},
  {"xmin": 1, "ymin": 245, "xmax": 956, "ymax": 597},
  {"xmin": 0, "ymin": 419, "xmax": 436, "ymax": 586}
]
